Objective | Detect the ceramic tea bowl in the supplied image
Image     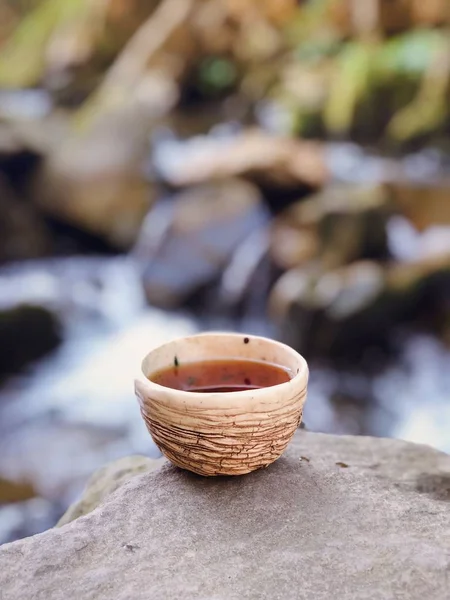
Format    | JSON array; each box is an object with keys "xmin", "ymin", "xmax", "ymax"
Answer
[{"xmin": 135, "ymin": 332, "xmax": 308, "ymax": 476}]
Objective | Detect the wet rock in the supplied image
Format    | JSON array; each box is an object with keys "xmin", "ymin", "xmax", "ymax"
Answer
[
  {"xmin": 57, "ymin": 455, "xmax": 166, "ymax": 527},
  {"xmin": 313, "ymin": 185, "xmax": 392, "ymax": 267},
  {"xmin": 0, "ymin": 123, "xmax": 42, "ymax": 192},
  {"xmin": 136, "ymin": 178, "xmax": 270, "ymax": 308},
  {"xmin": 271, "ymin": 261, "xmax": 389, "ymax": 360},
  {"xmin": 152, "ymin": 128, "xmax": 328, "ymax": 192},
  {"xmin": 216, "ymin": 228, "xmax": 275, "ymax": 315},
  {"xmin": 386, "ymin": 252, "xmax": 450, "ymax": 334},
  {"xmin": 33, "ymin": 108, "xmax": 156, "ymax": 249},
  {"xmin": 1, "ymin": 431, "xmax": 450, "ymax": 600},
  {"xmin": 272, "ymin": 184, "xmax": 392, "ymax": 271},
  {"xmin": 0, "ymin": 124, "xmax": 52, "ymax": 262},
  {"xmin": 0, "ymin": 305, "xmax": 62, "ymax": 379},
  {"xmin": 271, "ymin": 253, "xmax": 450, "ymax": 361},
  {"xmin": 270, "ymin": 221, "xmax": 318, "ymax": 271},
  {"xmin": 0, "ymin": 176, "xmax": 52, "ymax": 263}
]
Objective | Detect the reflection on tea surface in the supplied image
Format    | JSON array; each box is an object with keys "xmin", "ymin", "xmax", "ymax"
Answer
[{"xmin": 149, "ymin": 359, "xmax": 291, "ymax": 393}]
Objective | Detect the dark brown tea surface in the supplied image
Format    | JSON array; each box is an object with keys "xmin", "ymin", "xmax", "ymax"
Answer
[{"xmin": 149, "ymin": 358, "xmax": 291, "ymax": 393}]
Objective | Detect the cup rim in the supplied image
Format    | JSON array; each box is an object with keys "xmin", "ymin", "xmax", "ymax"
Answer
[{"xmin": 138, "ymin": 331, "xmax": 308, "ymax": 399}]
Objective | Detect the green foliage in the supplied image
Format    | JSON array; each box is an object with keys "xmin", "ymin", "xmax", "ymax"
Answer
[
  {"xmin": 323, "ymin": 41, "xmax": 375, "ymax": 135},
  {"xmin": 374, "ymin": 29, "xmax": 446, "ymax": 79},
  {"xmin": 278, "ymin": 24, "xmax": 450, "ymax": 144},
  {"xmin": 0, "ymin": 0, "xmax": 90, "ymax": 88},
  {"xmin": 198, "ymin": 57, "xmax": 238, "ymax": 96}
]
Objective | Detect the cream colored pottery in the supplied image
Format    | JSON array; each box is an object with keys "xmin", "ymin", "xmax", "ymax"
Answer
[{"xmin": 135, "ymin": 332, "xmax": 309, "ymax": 476}]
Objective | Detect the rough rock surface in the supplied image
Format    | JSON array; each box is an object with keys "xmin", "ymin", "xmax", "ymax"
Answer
[
  {"xmin": 1, "ymin": 431, "xmax": 450, "ymax": 600},
  {"xmin": 152, "ymin": 129, "xmax": 328, "ymax": 190},
  {"xmin": 33, "ymin": 113, "xmax": 155, "ymax": 250},
  {"xmin": 57, "ymin": 455, "xmax": 166, "ymax": 527},
  {"xmin": 137, "ymin": 178, "xmax": 269, "ymax": 308},
  {"xmin": 271, "ymin": 252, "xmax": 450, "ymax": 361}
]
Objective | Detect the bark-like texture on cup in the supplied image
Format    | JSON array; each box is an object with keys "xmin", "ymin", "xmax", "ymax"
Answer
[{"xmin": 135, "ymin": 332, "xmax": 308, "ymax": 476}]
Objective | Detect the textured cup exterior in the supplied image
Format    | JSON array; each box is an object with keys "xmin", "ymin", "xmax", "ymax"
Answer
[{"xmin": 135, "ymin": 333, "xmax": 308, "ymax": 476}]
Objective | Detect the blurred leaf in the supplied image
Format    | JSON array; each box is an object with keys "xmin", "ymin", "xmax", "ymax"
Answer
[
  {"xmin": 293, "ymin": 34, "xmax": 342, "ymax": 63},
  {"xmin": 388, "ymin": 96, "xmax": 448, "ymax": 142},
  {"xmin": 387, "ymin": 39, "xmax": 450, "ymax": 142},
  {"xmin": 198, "ymin": 57, "xmax": 237, "ymax": 95},
  {"xmin": 0, "ymin": 1, "xmax": 41, "ymax": 45},
  {"xmin": 0, "ymin": 0, "xmax": 90, "ymax": 88},
  {"xmin": 285, "ymin": 0, "xmax": 334, "ymax": 46},
  {"xmin": 73, "ymin": 0, "xmax": 193, "ymax": 130},
  {"xmin": 0, "ymin": 0, "xmax": 59, "ymax": 87},
  {"xmin": 375, "ymin": 29, "xmax": 446, "ymax": 80},
  {"xmin": 323, "ymin": 41, "xmax": 374, "ymax": 135}
]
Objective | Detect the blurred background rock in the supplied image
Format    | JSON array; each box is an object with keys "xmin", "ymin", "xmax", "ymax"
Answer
[{"xmin": 0, "ymin": 0, "xmax": 449, "ymax": 543}]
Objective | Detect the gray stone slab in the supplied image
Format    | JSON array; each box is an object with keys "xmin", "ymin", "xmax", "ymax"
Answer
[{"xmin": 1, "ymin": 431, "xmax": 449, "ymax": 600}]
